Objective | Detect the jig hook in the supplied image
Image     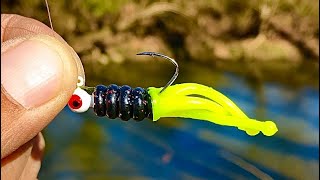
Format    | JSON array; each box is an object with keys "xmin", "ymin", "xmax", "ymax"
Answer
[{"xmin": 136, "ymin": 52, "xmax": 179, "ymax": 94}]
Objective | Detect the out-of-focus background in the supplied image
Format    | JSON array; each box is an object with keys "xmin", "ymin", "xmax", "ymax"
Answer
[{"xmin": 2, "ymin": 0, "xmax": 319, "ymax": 179}]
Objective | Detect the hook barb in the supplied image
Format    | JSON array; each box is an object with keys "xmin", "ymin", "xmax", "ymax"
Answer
[{"xmin": 136, "ymin": 52, "xmax": 179, "ymax": 94}]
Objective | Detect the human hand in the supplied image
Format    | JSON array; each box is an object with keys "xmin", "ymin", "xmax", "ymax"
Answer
[{"xmin": 1, "ymin": 14, "xmax": 84, "ymax": 179}]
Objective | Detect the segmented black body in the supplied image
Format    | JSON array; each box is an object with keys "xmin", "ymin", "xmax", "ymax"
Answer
[{"xmin": 93, "ymin": 84, "xmax": 153, "ymax": 121}]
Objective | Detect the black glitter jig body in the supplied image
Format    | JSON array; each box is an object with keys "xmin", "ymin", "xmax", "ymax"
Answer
[{"xmin": 93, "ymin": 84, "xmax": 153, "ymax": 121}]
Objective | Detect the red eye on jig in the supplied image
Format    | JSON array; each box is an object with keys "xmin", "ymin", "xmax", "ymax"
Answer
[{"xmin": 68, "ymin": 94, "xmax": 82, "ymax": 110}]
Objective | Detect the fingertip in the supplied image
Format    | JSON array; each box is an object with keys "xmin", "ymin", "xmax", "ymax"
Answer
[
  {"xmin": 1, "ymin": 34, "xmax": 80, "ymax": 108},
  {"xmin": 1, "ymin": 34, "xmax": 83, "ymax": 158},
  {"xmin": 1, "ymin": 14, "xmax": 85, "ymax": 158}
]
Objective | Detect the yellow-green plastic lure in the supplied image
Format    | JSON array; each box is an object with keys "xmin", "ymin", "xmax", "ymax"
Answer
[{"xmin": 68, "ymin": 52, "xmax": 278, "ymax": 137}]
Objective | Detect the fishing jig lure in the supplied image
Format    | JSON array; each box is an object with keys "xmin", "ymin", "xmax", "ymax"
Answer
[{"xmin": 68, "ymin": 52, "xmax": 278, "ymax": 137}]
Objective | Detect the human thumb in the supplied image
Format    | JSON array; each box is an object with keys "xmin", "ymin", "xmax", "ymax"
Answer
[{"xmin": 1, "ymin": 34, "xmax": 82, "ymax": 158}]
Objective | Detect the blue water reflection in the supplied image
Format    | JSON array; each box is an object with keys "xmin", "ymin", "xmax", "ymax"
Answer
[{"xmin": 39, "ymin": 73, "xmax": 319, "ymax": 180}]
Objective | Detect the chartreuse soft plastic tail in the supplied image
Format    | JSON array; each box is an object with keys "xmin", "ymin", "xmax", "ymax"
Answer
[{"xmin": 147, "ymin": 83, "xmax": 278, "ymax": 136}]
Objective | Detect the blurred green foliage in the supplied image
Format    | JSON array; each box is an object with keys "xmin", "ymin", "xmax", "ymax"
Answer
[{"xmin": 83, "ymin": 0, "xmax": 128, "ymax": 17}]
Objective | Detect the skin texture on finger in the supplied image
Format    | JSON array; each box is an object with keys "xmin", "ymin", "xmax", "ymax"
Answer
[
  {"xmin": 1, "ymin": 14, "xmax": 84, "ymax": 158},
  {"xmin": 1, "ymin": 137, "xmax": 34, "ymax": 180},
  {"xmin": 20, "ymin": 133, "xmax": 45, "ymax": 180},
  {"xmin": 1, "ymin": 133, "xmax": 45, "ymax": 180}
]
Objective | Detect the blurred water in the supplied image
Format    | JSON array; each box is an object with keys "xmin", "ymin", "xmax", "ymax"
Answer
[{"xmin": 39, "ymin": 65, "xmax": 319, "ymax": 180}]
